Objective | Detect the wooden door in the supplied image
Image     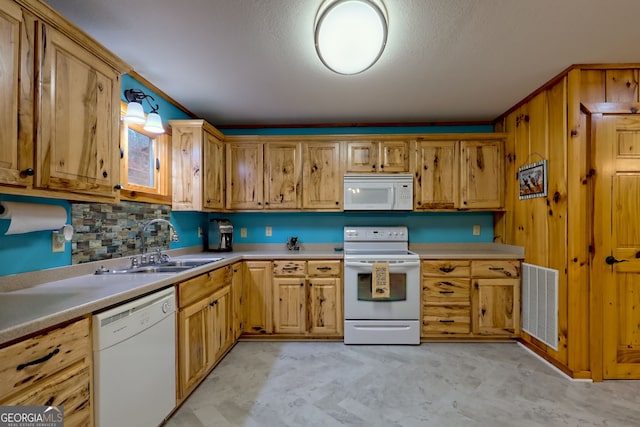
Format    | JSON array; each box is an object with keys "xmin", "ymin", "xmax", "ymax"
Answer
[
  {"xmin": 593, "ymin": 114, "xmax": 640, "ymax": 379},
  {"xmin": 242, "ymin": 261, "xmax": 272, "ymax": 334},
  {"xmin": 345, "ymin": 141, "xmax": 377, "ymax": 172},
  {"xmin": 302, "ymin": 142, "xmax": 342, "ymax": 210},
  {"xmin": 38, "ymin": 24, "xmax": 120, "ymax": 199},
  {"xmin": 415, "ymin": 141, "xmax": 458, "ymax": 209},
  {"xmin": 203, "ymin": 131, "xmax": 225, "ymax": 210},
  {"xmin": 210, "ymin": 285, "xmax": 233, "ymax": 363},
  {"xmin": 171, "ymin": 124, "xmax": 202, "ymax": 210},
  {"xmin": 460, "ymin": 140, "xmax": 503, "ymax": 209},
  {"xmin": 178, "ymin": 297, "xmax": 210, "ymax": 399},
  {"xmin": 264, "ymin": 142, "xmax": 301, "ymax": 209},
  {"xmin": 0, "ymin": 0, "xmax": 34, "ymax": 188},
  {"xmin": 273, "ymin": 277, "xmax": 306, "ymax": 333},
  {"xmin": 231, "ymin": 262, "xmax": 244, "ymax": 339},
  {"xmin": 472, "ymin": 278, "xmax": 519, "ymax": 336},
  {"xmin": 308, "ymin": 277, "xmax": 342, "ymax": 335},
  {"xmin": 378, "ymin": 140, "xmax": 410, "ymax": 172},
  {"xmin": 226, "ymin": 142, "xmax": 264, "ymax": 209}
]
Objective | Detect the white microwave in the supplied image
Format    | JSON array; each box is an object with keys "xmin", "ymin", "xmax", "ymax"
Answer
[{"xmin": 343, "ymin": 174, "xmax": 413, "ymax": 211}]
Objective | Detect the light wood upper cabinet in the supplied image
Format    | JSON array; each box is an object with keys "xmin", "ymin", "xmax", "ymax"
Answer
[
  {"xmin": 415, "ymin": 140, "xmax": 459, "ymax": 209},
  {"xmin": 226, "ymin": 142, "xmax": 264, "ymax": 210},
  {"xmin": 37, "ymin": 23, "xmax": 121, "ymax": 199},
  {"xmin": 0, "ymin": 0, "xmax": 34, "ymax": 188},
  {"xmin": 460, "ymin": 140, "xmax": 503, "ymax": 209},
  {"xmin": 171, "ymin": 120, "xmax": 225, "ymax": 211},
  {"xmin": 302, "ymin": 141, "xmax": 342, "ymax": 210},
  {"xmin": 264, "ymin": 141, "xmax": 301, "ymax": 209},
  {"xmin": 414, "ymin": 138, "xmax": 504, "ymax": 210},
  {"xmin": 345, "ymin": 140, "xmax": 410, "ymax": 173}
]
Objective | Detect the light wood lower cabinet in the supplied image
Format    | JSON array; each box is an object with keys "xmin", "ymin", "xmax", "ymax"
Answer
[
  {"xmin": 231, "ymin": 262, "xmax": 244, "ymax": 339},
  {"xmin": 422, "ymin": 259, "xmax": 521, "ymax": 339},
  {"xmin": 0, "ymin": 317, "xmax": 92, "ymax": 427},
  {"xmin": 272, "ymin": 260, "xmax": 343, "ymax": 337},
  {"xmin": 177, "ymin": 266, "xmax": 234, "ymax": 401},
  {"xmin": 242, "ymin": 261, "xmax": 273, "ymax": 334}
]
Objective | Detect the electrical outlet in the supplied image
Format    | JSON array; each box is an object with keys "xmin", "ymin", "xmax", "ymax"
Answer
[
  {"xmin": 473, "ymin": 224, "xmax": 481, "ymax": 236},
  {"xmin": 52, "ymin": 232, "xmax": 65, "ymax": 253},
  {"xmin": 240, "ymin": 227, "xmax": 247, "ymax": 238},
  {"xmin": 197, "ymin": 226, "xmax": 203, "ymax": 237},
  {"xmin": 265, "ymin": 226, "xmax": 272, "ymax": 237}
]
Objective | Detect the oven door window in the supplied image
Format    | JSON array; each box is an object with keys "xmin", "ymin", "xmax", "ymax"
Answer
[{"xmin": 357, "ymin": 272, "xmax": 407, "ymax": 301}]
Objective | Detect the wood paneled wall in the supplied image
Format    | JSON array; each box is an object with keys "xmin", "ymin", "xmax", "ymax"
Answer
[{"xmin": 494, "ymin": 65, "xmax": 640, "ymax": 379}]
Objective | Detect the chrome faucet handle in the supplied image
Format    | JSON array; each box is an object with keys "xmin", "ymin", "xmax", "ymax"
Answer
[
  {"xmin": 148, "ymin": 253, "xmax": 156, "ymax": 264},
  {"xmin": 140, "ymin": 254, "xmax": 147, "ymax": 265},
  {"xmin": 159, "ymin": 253, "xmax": 171, "ymax": 263},
  {"xmin": 130, "ymin": 256, "xmax": 139, "ymax": 268}
]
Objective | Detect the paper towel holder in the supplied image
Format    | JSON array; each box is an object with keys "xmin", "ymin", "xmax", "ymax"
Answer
[{"xmin": 52, "ymin": 224, "xmax": 74, "ymax": 241}]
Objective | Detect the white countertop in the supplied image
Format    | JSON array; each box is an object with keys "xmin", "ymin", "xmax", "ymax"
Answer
[{"xmin": 0, "ymin": 243, "xmax": 523, "ymax": 346}]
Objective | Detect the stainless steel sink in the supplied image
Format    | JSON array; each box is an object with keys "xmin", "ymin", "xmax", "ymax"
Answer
[{"xmin": 95, "ymin": 257, "xmax": 223, "ymax": 275}]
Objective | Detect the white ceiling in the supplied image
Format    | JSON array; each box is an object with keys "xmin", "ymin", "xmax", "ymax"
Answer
[{"xmin": 46, "ymin": 0, "xmax": 640, "ymax": 127}]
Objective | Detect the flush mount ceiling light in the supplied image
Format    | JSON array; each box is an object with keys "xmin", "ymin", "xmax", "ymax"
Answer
[
  {"xmin": 123, "ymin": 89, "xmax": 165, "ymax": 134},
  {"xmin": 314, "ymin": 0, "xmax": 388, "ymax": 75}
]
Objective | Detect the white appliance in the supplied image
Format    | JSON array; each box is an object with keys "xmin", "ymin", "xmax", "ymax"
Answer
[
  {"xmin": 343, "ymin": 226, "xmax": 421, "ymax": 344},
  {"xmin": 93, "ymin": 287, "xmax": 176, "ymax": 427},
  {"xmin": 343, "ymin": 174, "xmax": 413, "ymax": 211}
]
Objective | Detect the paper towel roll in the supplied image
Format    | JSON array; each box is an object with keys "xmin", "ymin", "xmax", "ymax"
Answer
[{"xmin": 0, "ymin": 202, "xmax": 68, "ymax": 235}]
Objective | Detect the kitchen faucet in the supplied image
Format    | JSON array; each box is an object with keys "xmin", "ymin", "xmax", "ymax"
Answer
[{"xmin": 138, "ymin": 218, "xmax": 179, "ymax": 265}]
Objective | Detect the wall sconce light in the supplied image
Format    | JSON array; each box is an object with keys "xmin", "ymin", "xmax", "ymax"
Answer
[
  {"xmin": 314, "ymin": 0, "xmax": 388, "ymax": 75},
  {"xmin": 123, "ymin": 89, "xmax": 165, "ymax": 134}
]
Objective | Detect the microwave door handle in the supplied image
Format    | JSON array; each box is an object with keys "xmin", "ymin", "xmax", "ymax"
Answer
[{"xmin": 390, "ymin": 186, "xmax": 395, "ymax": 209}]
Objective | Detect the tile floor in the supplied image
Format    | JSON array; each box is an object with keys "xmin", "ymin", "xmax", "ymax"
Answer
[{"xmin": 165, "ymin": 342, "xmax": 640, "ymax": 427}]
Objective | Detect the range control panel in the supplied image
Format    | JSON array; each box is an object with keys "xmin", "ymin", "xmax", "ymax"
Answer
[{"xmin": 343, "ymin": 226, "xmax": 408, "ymax": 242}]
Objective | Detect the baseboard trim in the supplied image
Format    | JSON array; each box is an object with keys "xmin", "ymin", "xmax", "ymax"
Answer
[{"xmin": 518, "ymin": 342, "xmax": 593, "ymax": 382}]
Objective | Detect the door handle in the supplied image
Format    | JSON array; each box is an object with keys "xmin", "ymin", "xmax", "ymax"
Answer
[{"xmin": 605, "ymin": 255, "xmax": 627, "ymax": 265}]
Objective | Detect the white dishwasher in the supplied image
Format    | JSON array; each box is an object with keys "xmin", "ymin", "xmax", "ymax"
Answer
[{"xmin": 93, "ymin": 287, "xmax": 176, "ymax": 427}]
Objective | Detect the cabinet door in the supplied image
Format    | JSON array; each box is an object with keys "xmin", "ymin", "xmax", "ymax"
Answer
[
  {"xmin": 308, "ymin": 277, "xmax": 343, "ymax": 336},
  {"xmin": 231, "ymin": 262, "xmax": 244, "ymax": 339},
  {"xmin": 178, "ymin": 297, "xmax": 211, "ymax": 399},
  {"xmin": 226, "ymin": 142, "xmax": 264, "ymax": 209},
  {"xmin": 345, "ymin": 141, "xmax": 377, "ymax": 172},
  {"xmin": 264, "ymin": 142, "xmax": 301, "ymax": 209},
  {"xmin": 210, "ymin": 285, "xmax": 234, "ymax": 362},
  {"xmin": 0, "ymin": 0, "xmax": 34, "ymax": 188},
  {"xmin": 38, "ymin": 24, "xmax": 120, "ymax": 199},
  {"xmin": 302, "ymin": 142, "xmax": 342, "ymax": 210},
  {"xmin": 473, "ymin": 278, "xmax": 520, "ymax": 336},
  {"xmin": 273, "ymin": 277, "xmax": 306, "ymax": 333},
  {"xmin": 242, "ymin": 261, "xmax": 272, "ymax": 334},
  {"xmin": 378, "ymin": 140, "xmax": 409, "ymax": 172},
  {"xmin": 1, "ymin": 363, "xmax": 91, "ymax": 427},
  {"xmin": 415, "ymin": 141, "xmax": 458, "ymax": 209},
  {"xmin": 203, "ymin": 131, "xmax": 225, "ymax": 210},
  {"xmin": 460, "ymin": 140, "xmax": 503, "ymax": 209},
  {"xmin": 171, "ymin": 125, "xmax": 202, "ymax": 210}
]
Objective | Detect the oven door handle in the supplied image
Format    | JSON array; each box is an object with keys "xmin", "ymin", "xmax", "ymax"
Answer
[{"xmin": 344, "ymin": 260, "xmax": 420, "ymax": 268}]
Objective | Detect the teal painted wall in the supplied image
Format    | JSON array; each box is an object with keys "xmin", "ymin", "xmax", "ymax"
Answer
[{"xmin": 213, "ymin": 212, "xmax": 494, "ymax": 248}]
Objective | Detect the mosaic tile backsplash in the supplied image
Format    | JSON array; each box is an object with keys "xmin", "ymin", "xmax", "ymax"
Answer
[{"xmin": 71, "ymin": 201, "xmax": 172, "ymax": 264}]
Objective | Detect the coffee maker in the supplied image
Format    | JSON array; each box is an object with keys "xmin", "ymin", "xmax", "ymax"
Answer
[{"xmin": 207, "ymin": 219, "xmax": 233, "ymax": 252}]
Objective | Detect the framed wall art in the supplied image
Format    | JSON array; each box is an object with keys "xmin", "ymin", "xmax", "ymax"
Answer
[{"xmin": 518, "ymin": 160, "xmax": 547, "ymax": 200}]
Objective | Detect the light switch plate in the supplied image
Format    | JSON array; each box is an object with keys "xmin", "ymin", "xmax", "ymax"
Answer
[
  {"xmin": 240, "ymin": 228, "xmax": 247, "ymax": 238},
  {"xmin": 52, "ymin": 232, "xmax": 65, "ymax": 253},
  {"xmin": 197, "ymin": 226, "xmax": 203, "ymax": 237},
  {"xmin": 473, "ymin": 225, "xmax": 481, "ymax": 236},
  {"xmin": 265, "ymin": 226, "xmax": 272, "ymax": 237}
]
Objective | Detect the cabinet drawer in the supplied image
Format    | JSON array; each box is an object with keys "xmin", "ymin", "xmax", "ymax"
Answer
[
  {"xmin": 422, "ymin": 260, "xmax": 470, "ymax": 277},
  {"xmin": 472, "ymin": 260, "xmax": 520, "ymax": 278},
  {"xmin": 1, "ymin": 362, "xmax": 91, "ymax": 427},
  {"xmin": 0, "ymin": 317, "xmax": 90, "ymax": 400},
  {"xmin": 308, "ymin": 260, "xmax": 341, "ymax": 276},
  {"xmin": 422, "ymin": 306, "xmax": 470, "ymax": 334},
  {"xmin": 422, "ymin": 278, "xmax": 470, "ymax": 304},
  {"xmin": 272, "ymin": 260, "xmax": 307, "ymax": 276},
  {"xmin": 178, "ymin": 266, "xmax": 232, "ymax": 308}
]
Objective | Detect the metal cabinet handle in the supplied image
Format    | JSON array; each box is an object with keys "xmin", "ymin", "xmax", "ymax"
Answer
[
  {"xmin": 209, "ymin": 300, "xmax": 217, "ymax": 306},
  {"xmin": 439, "ymin": 290, "xmax": 454, "ymax": 294},
  {"xmin": 316, "ymin": 266, "xmax": 331, "ymax": 272},
  {"xmin": 439, "ymin": 319, "xmax": 454, "ymax": 323},
  {"xmin": 17, "ymin": 348, "xmax": 60, "ymax": 371},
  {"xmin": 605, "ymin": 256, "xmax": 627, "ymax": 265},
  {"xmin": 489, "ymin": 267, "xmax": 504, "ymax": 271},
  {"xmin": 439, "ymin": 267, "xmax": 455, "ymax": 273}
]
